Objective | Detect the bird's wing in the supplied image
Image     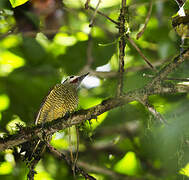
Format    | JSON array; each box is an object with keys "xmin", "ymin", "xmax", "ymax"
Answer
[{"xmin": 35, "ymin": 84, "xmax": 60, "ymax": 125}]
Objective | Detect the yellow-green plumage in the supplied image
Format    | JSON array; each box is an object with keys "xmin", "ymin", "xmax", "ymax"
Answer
[{"xmin": 35, "ymin": 83, "xmax": 78, "ymax": 124}]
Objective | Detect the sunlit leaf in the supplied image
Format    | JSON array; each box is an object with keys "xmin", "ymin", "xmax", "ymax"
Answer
[
  {"xmin": 87, "ymin": 112, "xmax": 108, "ymax": 130},
  {"xmin": 64, "ymin": 0, "xmax": 119, "ymax": 8},
  {"xmin": 36, "ymin": 33, "xmax": 50, "ymax": 50},
  {"xmin": 0, "ymin": 94, "xmax": 10, "ymax": 111},
  {"xmin": 79, "ymin": 96, "xmax": 102, "ymax": 109},
  {"xmin": 6, "ymin": 115, "xmax": 26, "ymax": 133},
  {"xmin": 76, "ymin": 32, "xmax": 88, "ymax": 41},
  {"xmin": 35, "ymin": 171, "xmax": 53, "ymax": 180},
  {"xmin": 0, "ymin": 10, "xmax": 15, "ymax": 34},
  {"xmin": 9, "ymin": 0, "xmax": 29, "ymax": 8},
  {"xmin": 114, "ymin": 151, "xmax": 141, "ymax": 175},
  {"xmin": 0, "ymin": 50, "xmax": 25, "ymax": 76},
  {"xmin": 180, "ymin": 163, "xmax": 189, "ymax": 177},
  {"xmin": 54, "ymin": 33, "xmax": 77, "ymax": 46},
  {"xmin": 137, "ymin": 5, "xmax": 147, "ymax": 16},
  {"xmin": 0, "ymin": 35, "xmax": 22, "ymax": 48},
  {"xmin": 0, "ymin": 162, "xmax": 13, "ymax": 175},
  {"xmin": 51, "ymin": 132, "xmax": 69, "ymax": 150}
]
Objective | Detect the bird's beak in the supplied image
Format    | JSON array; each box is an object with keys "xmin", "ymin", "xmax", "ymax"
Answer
[{"xmin": 79, "ymin": 72, "xmax": 89, "ymax": 81}]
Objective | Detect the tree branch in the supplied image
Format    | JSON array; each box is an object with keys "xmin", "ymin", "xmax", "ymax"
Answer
[
  {"xmin": 136, "ymin": 0, "xmax": 153, "ymax": 39},
  {"xmin": 0, "ymin": 94, "xmax": 181, "ymax": 151},
  {"xmin": 88, "ymin": 6, "xmax": 119, "ymax": 25},
  {"xmin": 148, "ymin": 48, "xmax": 189, "ymax": 88},
  {"xmin": 117, "ymin": 0, "xmax": 127, "ymax": 96},
  {"xmin": 126, "ymin": 35, "xmax": 155, "ymax": 70},
  {"xmin": 0, "ymin": 49, "xmax": 188, "ymax": 151},
  {"xmin": 85, "ymin": 0, "xmax": 91, "ymax": 9},
  {"xmin": 89, "ymin": 0, "xmax": 102, "ymax": 27}
]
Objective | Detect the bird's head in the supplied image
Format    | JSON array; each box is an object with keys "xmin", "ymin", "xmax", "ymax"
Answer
[{"xmin": 62, "ymin": 72, "xmax": 89, "ymax": 89}]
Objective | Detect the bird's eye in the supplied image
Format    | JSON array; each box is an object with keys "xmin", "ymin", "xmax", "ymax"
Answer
[{"xmin": 70, "ymin": 76, "xmax": 74, "ymax": 78}]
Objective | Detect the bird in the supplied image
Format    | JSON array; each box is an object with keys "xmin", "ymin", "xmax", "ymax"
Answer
[
  {"xmin": 21, "ymin": 72, "xmax": 89, "ymax": 178},
  {"xmin": 35, "ymin": 72, "xmax": 89, "ymax": 125}
]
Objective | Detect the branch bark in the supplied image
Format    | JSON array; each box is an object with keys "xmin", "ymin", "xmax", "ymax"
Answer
[
  {"xmin": 117, "ymin": 0, "xmax": 127, "ymax": 96},
  {"xmin": 0, "ymin": 48, "xmax": 188, "ymax": 152}
]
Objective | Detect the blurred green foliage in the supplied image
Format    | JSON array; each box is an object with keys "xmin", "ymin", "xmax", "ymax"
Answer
[{"xmin": 0, "ymin": 0, "xmax": 189, "ymax": 179}]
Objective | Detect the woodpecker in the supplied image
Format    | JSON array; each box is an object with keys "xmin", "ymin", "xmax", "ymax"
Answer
[
  {"xmin": 35, "ymin": 72, "xmax": 89, "ymax": 124},
  {"xmin": 21, "ymin": 72, "xmax": 89, "ymax": 176}
]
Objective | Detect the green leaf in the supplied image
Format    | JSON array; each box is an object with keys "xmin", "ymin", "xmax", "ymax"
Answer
[{"xmin": 9, "ymin": 0, "xmax": 29, "ymax": 8}]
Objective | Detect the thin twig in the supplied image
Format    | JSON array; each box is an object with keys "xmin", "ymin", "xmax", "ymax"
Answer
[
  {"xmin": 0, "ymin": 29, "xmax": 60, "ymax": 38},
  {"xmin": 89, "ymin": 0, "xmax": 102, "ymax": 27},
  {"xmin": 89, "ymin": 6, "xmax": 119, "ymax": 25},
  {"xmin": 122, "ymin": 0, "xmax": 126, "ymax": 8},
  {"xmin": 85, "ymin": 0, "xmax": 91, "ymax": 9},
  {"xmin": 126, "ymin": 35, "xmax": 155, "ymax": 70},
  {"xmin": 136, "ymin": 0, "xmax": 153, "ymax": 39},
  {"xmin": 174, "ymin": 0, "xmax": 185, "ymax": 7},
  {"xmin": 94, "ymin": 121, "xmax": 140, "ymax": 138},
  {"xmin": 73, "ymin": 126, "xmax": 80, "ymax": 174},
  {"xmin": 143, "ymin": 74, "xmax": 189, "ymax": 82},
  {"xmin": 68, "ymin": 127, "xmax": 74, "ymax": 167},
  {"xmin": 77, "ymin": 161, "xmax": 139, "ymax": 180},
  {"xmin": 46, "ymin": 142, "xmax": 96, "ymax": 180},
  {"xmin": 90, "ymin": 58, "xmax": 167, "ymax": 78},
  {"xmin": 117, "ymin": 0, "xmax": 127, "ymax": 96}
]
